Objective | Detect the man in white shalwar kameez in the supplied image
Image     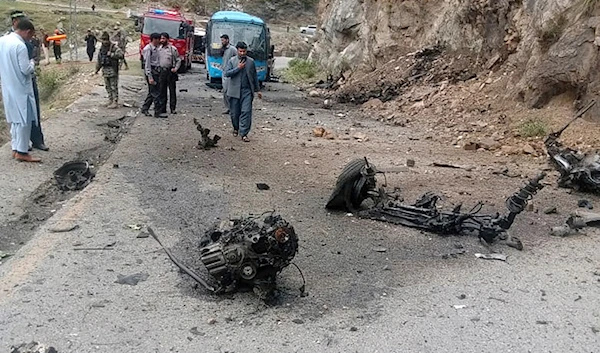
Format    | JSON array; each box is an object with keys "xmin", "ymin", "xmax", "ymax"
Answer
[{"xmin": 0, "ymin": 19, "xmax": 41, "ymax": 162}]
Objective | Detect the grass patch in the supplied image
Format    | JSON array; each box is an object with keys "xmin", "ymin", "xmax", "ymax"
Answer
[
  {"xmin": 282, "ymin": 58, "xmax": 320, "ymax": 83},
  {"xmin": 38, "ymin": 65, "xmax": 81, "ymax": 102},
  {"xmin": 519, "ymin": 120, "xmax": 548, "ymax": 138}
]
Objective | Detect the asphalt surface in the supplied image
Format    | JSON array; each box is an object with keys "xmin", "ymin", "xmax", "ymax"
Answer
[{"xmin": 0, "ymin": 64, "xmax": 599, "ymax": 352}]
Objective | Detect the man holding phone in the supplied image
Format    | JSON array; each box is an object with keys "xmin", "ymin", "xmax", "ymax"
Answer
[{"xmin": 223, "ymin": 41, "xmax": 262, "ymax": 142}]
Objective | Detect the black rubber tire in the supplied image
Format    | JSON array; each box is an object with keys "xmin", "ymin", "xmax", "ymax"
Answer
[{"xmin": 326, "ymin": 158, "xmax": 368, "ymax": 210}]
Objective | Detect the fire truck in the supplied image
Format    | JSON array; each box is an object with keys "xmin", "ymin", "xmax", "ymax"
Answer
[{"xmin": 137, "ymin": 8, "xmax": 194, "ymax": 72}]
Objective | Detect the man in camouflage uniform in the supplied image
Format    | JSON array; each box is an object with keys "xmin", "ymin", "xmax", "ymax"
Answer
[
  {"xmin": 112, "ymin": 24, "xmax": 129, "ymax": 70},
  {"xmin": 94, "ymin": 32, "xmax": 123, "ymax": 109}
]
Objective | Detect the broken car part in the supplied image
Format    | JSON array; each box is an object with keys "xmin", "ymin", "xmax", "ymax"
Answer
[
  {"xmin": 545, "ymin": 100, "xmax": 600, "ymax": 193},
  {"xmin": 326, "ymin": 158, "xmax": 546, "ymax": 249},
  {"xmin": 200, "ymin": 213, "xmax": 299, "ymax": 302},
  {"xmin": 148, "ymin": 213, "xmax": 299, "ymax": 302},
  {"xmin": 193, "ymin": 118, "xmax": 221, "ymax": 149},
  {"xmin": 53, "ymin": 161, "xmax": 95, "ymax": 191}
]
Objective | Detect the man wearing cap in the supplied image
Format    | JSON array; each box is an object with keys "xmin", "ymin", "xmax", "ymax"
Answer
[
  {"xmin": 156, "ymin": 32, "xmax": 181, "ymax": 117},
  {"xmin": 0, "ymin": 19, "xmax": 42, "ymax": 162},
  {"xmin": 140, "ymin": 33, "xmax": 161, "ymax": 117},
  {"xmin": 220, "ymin": 34, "xmax": 237, "ymax": 115},
  {"xmin": 84, "ymin": 29, "xmax": 97, "ymax": 62},
  {"xmin": 94, "ymin": 31, "xmax": 123, "ymax": 109},
  {"xmin": 224, "ymin": 41, "xmax": 262, "ymax": 142}
]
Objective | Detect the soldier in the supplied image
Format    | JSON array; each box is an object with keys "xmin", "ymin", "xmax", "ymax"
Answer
[
  {"xmin": 94, "ymin": 32, "xmax": 123, "ymax": 109},
  {"xmin": 112, "ymin": 24, "xmax": 128, "ymax": 70}
]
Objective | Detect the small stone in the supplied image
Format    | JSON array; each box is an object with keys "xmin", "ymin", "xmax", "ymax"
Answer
[
  {"xmin": 578, "ymin": 199, "xmax": 594, "ymax": 209},
  {"xmin": 313, "ymin": 127, "xmax": 326, "ymax": 137},
  {"xmin": 350, "ymin": 326, "xmax": 358, "ymax": 332},
  {"xmin": 522, "ymin": 144, "xmax": 535, "ymax": 155},
  {"xmin": 362, "ymin": 98, "xmax": 383, "ymax": 110},
  {"xmin": 406, "ymin": 159, "xmax": 416, "ymax": 167},
  {"xmin": 308, "ymin": 90, "xmax": 320, "ymax": 97},
  {"xmin": 207, "ymin": 318, "xmax": 217, "ymax": 325},
  {"xmin": 292, "ymin": 319, "xmax": 304, "ymax": 324},
  {"xmin": 372, "ymin": 247, "xmax": 387, "ymax": 253},
  {"xmin": 353, "ymin": 132, "xmax": 367, "ymax": 140},
  {"xmin": 479, "ymin": 137, "xmax": 499, "ymax": 150},
  {"xmin": 464, "ymin": 142, "xmax": 480, "ymax": 151},
  {"xmin": 457, "ymin": 294, "xmax": 467, "ymax": 300},
  {"xmin": 543, "ymin": 206, "xmax": 558, "ymax": 214}
]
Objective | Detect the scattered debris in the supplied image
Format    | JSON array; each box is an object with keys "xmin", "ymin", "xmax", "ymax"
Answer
[
  {"xmin": 49, "ymin": 224, "xmax": 79, "ymax": 233},
  {"xmin": 193, "ymin": 118, "xmax": 221, "ymax": 150},
  {"xmin": 551, "ymin": 209, "xmax": 600, "ymax": 236},
  {"xmin": 74, "ymin": 242, "xmax": 116, "ymax": 251},
  {"xmin": 578, "ymin": 199, "xmax": 594, "ymax": 210},
  {"xmin": 53, "ymin": 161, "xmax": 95, "ymax": 191},
  {"xmin": 312, "ymin": 126, "xmax": 335, "ymax": 139},
  {"xmin": 406, "ymin": 159, "xmax": 416, "ymax": 167},
  {"xmin": 432, "ymin": 162, "xmax": 473, "ymax": 170},
  {"xmin": 180, "ymin": 89, "xmax": 188, "ymax": 92},
  {"xmin": 128, "ymin": 224, "xmax": 143, "ymax": 231},
  {"xmin": 199, "ymin": 213, "xmax": 299, "ymax": 302},
  {"xmin": 536, "ymin": 320, "xmax": 549, "ymax": 325},
  {"xmin": 372, "ymin": 247, "xmax": 388, "ymax": 253},
  {"xmin": 115, "ymin": 272, "xmax": 149, "ymax": 286},
  {"xmin": 352, "ymin": 132, "xmax": 368, "ymax": 142},
  {"xmin": 327, "ymin": 158, "xmax": 545, "ymax": 249},
  {"xmin": 9, "ymin": 342, "xmax": 58, "ymax": 353},
  {"xmin": 136, "ymin": 231, "xmax": 150, "ymax": 238},
  {"xmin": 453, "ymin": 304, "xmax": 467, "ymax": 309},
  {"xmin": 475, "ymin": 253, "xmax": 507, "ymax": 262},
  {"xmin": 256, "ymin": 183, "xmax": 271, "ymax": 190},
  {"xmin": 349, "ymin": 326, "xmax": 358, "ymax": 332},
  {"xmin": 545, "ymin": 101, "xmax": 600, "ymax": 193},
  {"xmin": 292, "ymin": 318, "xmax": 305, "ymax": 324},
  {"xmin": 441, "ymin": 248, "xmax": 466, "ymax": 259},
  {"xmin": 543, "ymin": 207, "xmax": 558, "ymax": 214},
  {"xmin": 207, "ymin": 318, "xmax": 217, "ymax": 325},
  {"xmin": 189, "ymin": 327, "xmax": 204, "ymax": 336}
]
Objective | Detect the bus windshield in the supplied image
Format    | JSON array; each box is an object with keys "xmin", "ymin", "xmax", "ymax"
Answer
[
  {"xmin": 209, "ymin": 21, "xmax": 266, "ymax": 60},
  {"xmin": 143, "ymin": 17, "xmax": 185, "ymax": 39}
]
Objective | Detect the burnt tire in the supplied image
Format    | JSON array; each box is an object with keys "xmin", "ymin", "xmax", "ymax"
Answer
[{"xmin": 326, "ymin": 158, "xmax": 368, "ymax": 210}]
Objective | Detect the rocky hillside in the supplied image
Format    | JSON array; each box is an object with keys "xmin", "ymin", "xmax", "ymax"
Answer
[{"xmin": 312, "ymin": 0, "xmax": 600, "ymax": 113}]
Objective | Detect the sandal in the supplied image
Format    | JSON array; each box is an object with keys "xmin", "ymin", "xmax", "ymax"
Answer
[
  {"xmin": 242, "ymin": 136, "xmax": 250, "ymax": 142},
  {"xmin": 233, "ymin": 130, "xmax": 238, "ymax": 137}
]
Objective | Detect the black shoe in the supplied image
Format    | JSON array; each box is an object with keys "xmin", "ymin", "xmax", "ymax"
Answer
[
  {"xmin": 155, "ymin": 113, "xmax": 168, "ymax": 119},
  {"xmin": 170, "ymin": 109, "xmax": 177, "ymax": 114},
  {"xmin": 32, "ymin": 144, "xmax": 49, "ymax": 151},
  {"xmin": 222, "ymin": 110, "xmax": 230, "ymax": 115},
  {"xmin": 141, "ymin": 110, "xmax": 151, "ymax": 116}
]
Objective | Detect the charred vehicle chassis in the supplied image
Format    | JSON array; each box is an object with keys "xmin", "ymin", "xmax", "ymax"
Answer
[
  {"xmin": 326, "ymin": 158, "xmax": 546, "ymax": 249},
  {"xmin": 545, "ymin": 101, "xmax": 600, "ymax": 193}
]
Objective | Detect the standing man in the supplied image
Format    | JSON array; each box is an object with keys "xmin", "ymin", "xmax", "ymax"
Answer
[
  {"xmin": 0, "ymin": 19, "xmax": 42, "ymax": 162},
  {"xmin": 140, "ymin": 33, "xmax": 161, "ymax": 117},
  {"xmin": 112, "ymin": 24, "xmax": 128, "ymax": 70},
  {"xmin": 94, "ymin": 32, "xmax": 123, "ymax": 109},
  {"xmin": 156, "ymin": 32, "xmax": 181, "ymax": 117},
  {"xmin": 92, "ymin": 4, "xmax": 96, "ymax": 12},
  {"xmin": 220, "ymin": 34, "xmax": 237, "ymax": 115},
  {"xmin": 84, "ymin": 29, "xmax": 97, "ymax": 62},
  {"xmin": 52, "ymin": 28, "xmax": 62, "ymax": 63},
  {"xmin": 224, "ymin": 41, "xmax": 262, "ymax": 142},
  {"xmin": 6, "ymin": 11, "xmax": 49, "ymax": 151}
]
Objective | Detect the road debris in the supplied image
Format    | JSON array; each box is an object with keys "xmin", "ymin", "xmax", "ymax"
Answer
[
  {"xmin": 453, "ymin": 304, "xmax": 467, "ymax": 309},
  {"xmin": 256, "ymin": 183, "xmax": 271, "ymax": 190},
  {"xmin": 128, "ymin": 224, "xmax": 143, "ymax": 230},
  {"xmin": 74, "ymin": 242, "xmax": 116, "ymax": 251},
  {"xmin": 115, "ymin": 272, "xmax": 149, "ymax": 286},
  {"xmin": 9, "ymin": 342, "xmax": 58, "ymax": 353},
  {"xmin": 372, "ymin": 247, "xmax": 388, "ymax": 253},
  {"xmin": 432, "ymin": 162, "xmax": 473, "ymax": 170},
  {"xmin": 53, "ymin": 161, "xmax": 95, "ymax": 191},
  {"xmin": 475, "ymin": 253, "xmax": 507, "ymax": 261},
  {"xmin": 578, "ymin": 199, "xmax": 594, "ymax": 209},
  {"xmin": 326, "ymin": 158, "xmax": 545, "ymax": 249},
  {"xmin": 543, "ymin": 207, "xmax": 558, "ymax": 214},
  {"xmin": 545, "ymin": 101, "xmax": 600, "ymax": 194},
  {"xmin": 200, "ymin": 213, "xmax": 300, "ymax": 303},
  {"xmin": 49, "ymin": 224, "xmax": 80, "ymax": 233},
  {"xmin": 193, "ymin": 118, "xmax": 221, "ymax": 149}
]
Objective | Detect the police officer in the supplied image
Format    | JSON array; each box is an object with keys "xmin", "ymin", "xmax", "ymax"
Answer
[
  {"xmin": 156, "ymin": 32, "xmax": 181, "ymax": 117},
  {"xmin": 140, "ymin": 32, "xmax": 161, "ymax": 117}
]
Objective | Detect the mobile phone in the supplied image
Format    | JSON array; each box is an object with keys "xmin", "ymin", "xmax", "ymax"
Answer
[{"xmin": 240, "ymin": 57, "xmax": 246, "ymax": 63}]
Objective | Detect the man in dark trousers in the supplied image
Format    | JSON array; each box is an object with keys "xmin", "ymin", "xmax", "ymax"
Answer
[
  {"xmin": 224, "ymin": 41, "xmax": 262, "ymax": 142},
  {"xmin": 84, "ymin": 29, "xmax": 97, "ymax": 62},
  {"xmin": 156, "ymin": 32, "xmax": 181, "ymax": 117},
  {"xmin": 140, "ymin": 33, "xmax": 161, "ymax": 117}
]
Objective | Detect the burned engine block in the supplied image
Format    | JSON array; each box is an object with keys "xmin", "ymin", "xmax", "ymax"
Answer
[
  {"xmin": 327, "ymin": 158, "xmax": 545, "ymax": 249},
  {"xmin": 199, "ymin": 214, "xmax": 298, "ymax": 300}
]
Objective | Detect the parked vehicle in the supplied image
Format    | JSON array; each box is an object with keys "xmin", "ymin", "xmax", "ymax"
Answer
[
  {"xmin": 192, "ymin": 27, "xmax": 206, "ymax": 64},
  {"xmin": 137, "ymin": 8, "xmax": 194, "ymax": 72},
  {"xmin": 205, "ymin": 11, "xmax": 274, "ymax": 83},
  {"xmin": 300, "ymin": 25, "xmax": 317, "ymax": 35}
]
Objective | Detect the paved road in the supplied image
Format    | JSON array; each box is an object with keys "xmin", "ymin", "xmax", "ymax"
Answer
[{"xmin": 0, "ymin": 65, "xmax": 599, "ymax": 352}]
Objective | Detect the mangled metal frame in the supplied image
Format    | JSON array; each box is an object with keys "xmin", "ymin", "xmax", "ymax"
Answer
[
  {"xmin": 544, "ymin": 100, "xmax": 600, "ymax": 193},
  {"xmin": 326, "ymin": 158, "xmax": 545, "ymax": 249}
]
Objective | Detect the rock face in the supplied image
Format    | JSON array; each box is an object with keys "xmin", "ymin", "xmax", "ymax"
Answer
[{"xmin": 312, "ymin": 0, "xmax": 600, "ymax": 110}]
